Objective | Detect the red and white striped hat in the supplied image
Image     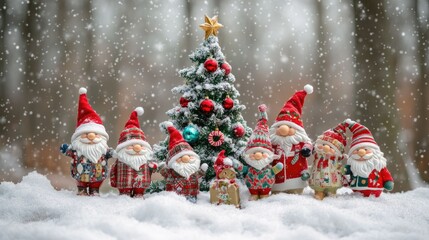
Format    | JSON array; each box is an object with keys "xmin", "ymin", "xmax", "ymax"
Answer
[
  {"xmin": 345, "ymin": 119, "xmax": 379, "ymax": 154},
  {"xmin": 316, "ymin": 122, "xmax": 347, "ymax": 154},
  {"xmin": 244, "ymin": 104, "xmax": 273, "ymax": 154},
  {"xmin": 116, "ymin": 107, "xmax": 152, "ymax": 152},
  {"xmin": 271, "ymin": 84, "xmax": 313, "ymax": 132}
]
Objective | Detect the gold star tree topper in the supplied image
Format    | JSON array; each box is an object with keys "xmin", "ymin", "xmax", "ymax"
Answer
[{"xmin": 199, "ymin": 15, "xmax": 223, "ymax": 39}]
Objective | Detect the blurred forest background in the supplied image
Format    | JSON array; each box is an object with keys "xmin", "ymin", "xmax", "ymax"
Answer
[{"xmin": 0, "ymin": 0, "xmax": 428, "ymax": 192}]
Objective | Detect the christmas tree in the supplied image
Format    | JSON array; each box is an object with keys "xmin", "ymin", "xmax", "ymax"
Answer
[{"xmin": 154, "ymin": 15, "xmax": 252, "ymax": 191}]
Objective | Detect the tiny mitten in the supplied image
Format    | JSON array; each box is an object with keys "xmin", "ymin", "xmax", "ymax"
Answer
[
  {"xmin": 233, "ymin": 159, "xmax": 243, "ymax": 171},
  {"xmin": 384, "ymin": 181, "xmax": 394, "ymax": 191},
  {"xmin": 301, "ymin": 171, "xmax": 310, "ymax": 181},
  {"xmin": 201, "ymin": 163, "xmax": 208, "ymax": 172},
  {"xmin": 60, "ymin": 143, "xmax": 69, "ymax": 154},
  {"xmin": 344, "ymin": 165, "xmax": 352, "ymax": 175},
  {"xmin": 105, "ymin": 148, "xmax": 115, "ymax": 159},
  {"xmin": 301, "ymin": 148, "xmax": 312, "ymax": 158},
  {"xmin": 148, "ymin": 162, "xmax": 158, "ymax": 170},
  {"xmin": 272, "ymin": 162, "xmax": 284, "ymax": 175}
]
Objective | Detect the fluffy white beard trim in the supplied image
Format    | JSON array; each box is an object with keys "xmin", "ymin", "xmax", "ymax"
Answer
[
  {"xmin": 243, "ymin": 154, "xmax": 274, "ymax": 171},
  {"xmin": 117, "ymin": 148, "xmax": 152, "ymax": 171},
  {"xmin": 270, "ymin": 127, "xmax": 311, "ymax": 150},
  {"xmin": 72, "ymin": 136, "xmax": 108, "ymax": 164},
  {"xmin": 170, "ymin": 157, "xmax": 201, "ymax": 179},
  {"xmin": 348, "ymin": 149, "xmax": 387, "ymax": 178}
]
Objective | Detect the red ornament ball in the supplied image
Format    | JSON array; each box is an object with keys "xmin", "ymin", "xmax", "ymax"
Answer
[
  {"xmin": 204, "ymin": 58, "xmax": 218, "ymax": 72},
  {"xmin": 180, "ymin": 97, "xmax": 189, "ymax": 108},
  {"xmin": 200, "ymin": 97, "xmax": 215, "ymax": 114},
  {"xmin": 233, "ymin": 124, "xmax": 245, "ymax": 138},
  {"xmin": 222, "ymin": 96, "xmax": 234, "ymax": 110},
  {"xmin": 221, "ymin": 62, "xmax": 231, "ymax": 75}
]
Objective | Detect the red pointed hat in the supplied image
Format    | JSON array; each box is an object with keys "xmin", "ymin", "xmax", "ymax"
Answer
[
  {"xmin": 116, "ymin": 107, "xmax": 152, "ymax": 152},
  {"xmin": 214, "ymin": 150, "xmax": 235, "ymax": 178},
  {"xmin": 272, "ymin": 84, "xmax": 313, "ymax": 132},
  {"xmin": 244, "ymin": 104, "xmax": 274, "ymax": 154},
  {"xmin": 71, "ymin": 87, "xmax": 108, "ymax": 142},
  {"xmin": 345, "ymin": 119, "xmax": 379, "ymax": 154},
  {"xmin": 163, "ymin": 122, "xmax": 198, "ymax": 166},
  {"xmin": 316, "ymin": 122, "xmax": 347, "ymax": 154}
]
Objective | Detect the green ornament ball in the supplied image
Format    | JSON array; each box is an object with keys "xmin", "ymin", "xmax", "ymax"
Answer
[{"xmin": 183, "ymin": 125, "xmax": 200, "ymax": 143}]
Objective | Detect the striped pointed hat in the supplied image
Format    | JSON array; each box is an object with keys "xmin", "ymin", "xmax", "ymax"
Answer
[
  {"xmin": 345, "ymin": 119, "xmax": 379, "ymax": 154},
  {"xmin": 116, "ymin": 107, "xmax": 152, "ymax": 152},
  {"xmin": 272, "ymin": 84, "xmax": 313, "ymax": 132},
  {"xmin": 316, "ymin": 122, "xmax": 347, "ymax": 154},
  {"xmin": 244, "ymin": 104, "xmax": 273, "ymax": 154}
]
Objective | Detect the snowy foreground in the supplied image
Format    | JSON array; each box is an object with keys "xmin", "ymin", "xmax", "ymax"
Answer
[{"xmin": 1, "ymin": 172, "xmax": 428, "ymax": 240}]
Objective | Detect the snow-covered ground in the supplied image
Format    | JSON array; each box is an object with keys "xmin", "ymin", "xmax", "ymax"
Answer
[{"xmin": 1, "ymin": 172, "xmax": 428, "ymax": 240}]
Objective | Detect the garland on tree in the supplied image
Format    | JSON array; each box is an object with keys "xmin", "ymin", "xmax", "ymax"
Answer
[{"xmin": 154, "ymin": 15, "xmax": 252, "ymax": 191}]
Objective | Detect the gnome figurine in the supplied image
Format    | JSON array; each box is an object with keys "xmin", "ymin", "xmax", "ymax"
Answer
[
  {"xmin": 109, "ymin": 107, "xmax": 157, "ymax": 198},
  {"xmin": 159, "ymin": 122, "xmax": 208, "ymax": 203},
  {"xmin": 238, "ymin": 104, "xmax": 283, "ymax": 201},
  {"xmin": 60, "ymin": 87, "xmax": 114, "ymax": 196},
  {"xmin": 210, "ymin": 150, "xmax": 240, "ymax": 208},
  {"xmin": 270, "ymin": 84, "xmax": 313, "ymax": 194},
  {"xmin": 309, "ymin": 122, "xmax": 348, "ymax": 200},
  {"xmin": 343, "ymin": 119, "xmax": 394, "ymax": 197}
]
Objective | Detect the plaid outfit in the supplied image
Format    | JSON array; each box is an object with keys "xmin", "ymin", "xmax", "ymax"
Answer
[
  {"xmin": 110, "ymin": 160, "xmax": 155, "ymax": 190},
  {"xmin": 160, "ymin": 168, "xmax": 204, "ymax": 197}
]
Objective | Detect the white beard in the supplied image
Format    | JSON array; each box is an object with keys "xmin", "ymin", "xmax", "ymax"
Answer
[
  {"xmin": 269, "ymin": 126, "xmax": 311, "ymax": 152},
  {"xmin": 348, "ymin": 149, "xmax": 387, "ymax": 178},
  {"xmin": 71, "ymin": 136, "xmax": 108, "ymax": 163},
  {"xmin": 117, "ymin": 148, "xmax": 153, "ymax": 171},
  {"xmin": 243, "ymin": 154, "xmax": 274, "ymax": 171},
  {"xmin": 170, "ymin": 156, "xmax": 201, "ymax": 179}
]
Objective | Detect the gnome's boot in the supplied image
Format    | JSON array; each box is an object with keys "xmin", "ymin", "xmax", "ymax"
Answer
[
  {"xmin": 132, "ymin": 189, "xmax": 145, "ymax": 199},
  {"xmin": 259, "ymin": 194, "xmax": 269, "ymax": 199},
  {"xmin": 88, "ymin": 187, "xmax": 100, "ymax": 196},
  {"xmin": 249, "ymin": 194, "xmax": 259, "ymax": 201},
  {"xmin": 285, "ymin": 188, "xmax": 304, "ymax": 195},
  {"xmin": 314, "ymin": 191, "xmax": 325, "ymax": 200},
  {"xmin": 186, "ymin": 196, "xmax": 197, "ymax": 203},
  {"xmin": 326, "ymin": 189, "xmax": 337, "ymax": 198},
  {"xmin": 77, "ymin": 186, "xmax": 88, "ymax": 196},
  {"xmin": 134, "ymin": 194, "xmax": 145, "ymax": 199}
]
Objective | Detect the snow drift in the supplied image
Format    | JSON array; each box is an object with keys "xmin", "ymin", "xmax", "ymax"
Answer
[{"xmin": 0, "ymin": 172, "xmax": 428, "ymax": 240}]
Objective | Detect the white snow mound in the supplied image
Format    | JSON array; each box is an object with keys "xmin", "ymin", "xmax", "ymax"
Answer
[{"xmin": 0, "ymin": 172, "xmax": 428, "ymax": 240}]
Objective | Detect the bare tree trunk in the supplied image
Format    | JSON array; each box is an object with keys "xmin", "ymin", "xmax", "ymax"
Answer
[
  {"xmin": 310, "ymin": 0, "xmax": 329, "ymax": 134},
  {"xmin": 0, "ymin": 0, "xmax": 6, "ymax": 104},
  {"xmin": 414, "ymin": 0, "xmax": 429, "ymax": 183},
  {"xmin": 51, "ymin": 0, "xmax": 72, "ymax": 176},
  {"xmin": 352, "ymin": 0, "xmax": 410, "ymax": 191},
  {"xmin": 22, "ymin": 0, "xmax": 42, "ymax": 168},
  {"xmin": 82, "ymin": 0, "xmax": 96, "ymax": 99},
  {"xmin": 104, "ymin": 4, "xmax": 125, "ymax": 144}
]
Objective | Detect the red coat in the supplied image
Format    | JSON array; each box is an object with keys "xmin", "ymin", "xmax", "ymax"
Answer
[
  {"xmin": 64, "ymin": 149, "xmax": 110, "ymax": 183},
  {"xmin": 110, "ymin": 160, "xmax": 155, "ymax": 190},
  {"xmin": 160, "ymin": 168, "xmax": 204, "ymax": 197},
  {"xmin": 346, "ymin": 166, "xmax": 393, "ymax": 197},
  {"xmin": 271, "ymin": 142, "xmax": 310, "ymax": 191}
]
